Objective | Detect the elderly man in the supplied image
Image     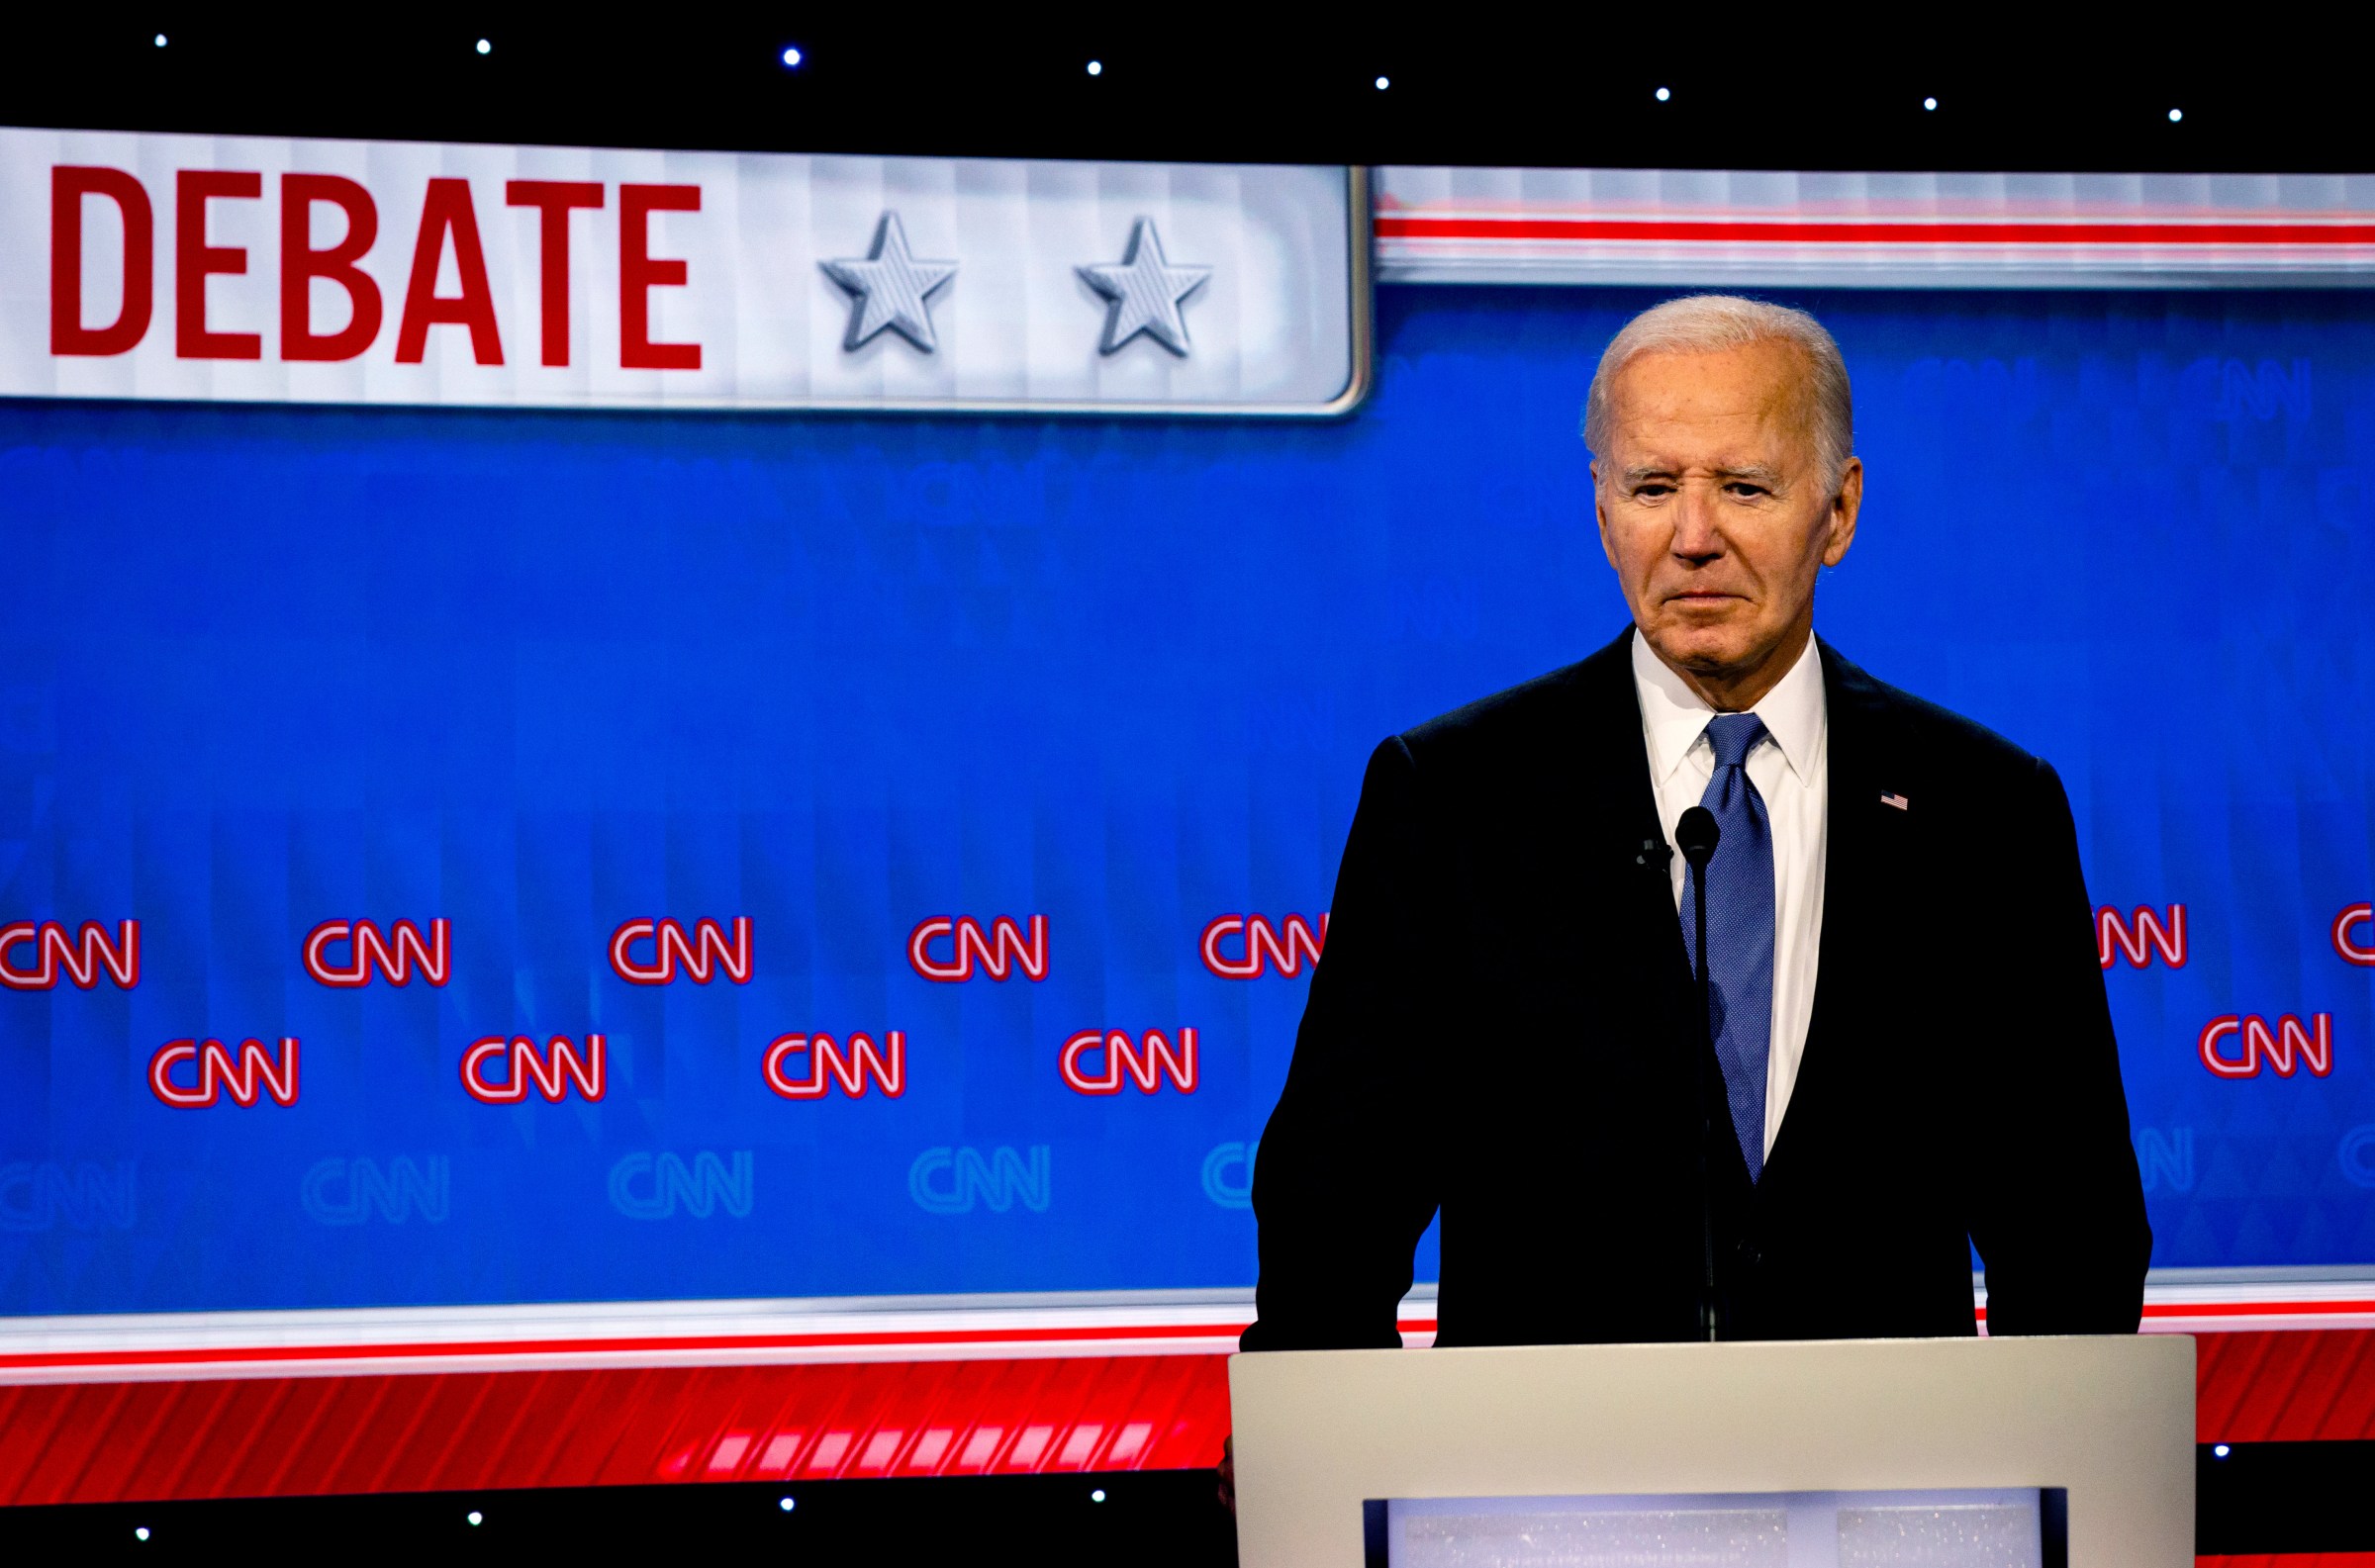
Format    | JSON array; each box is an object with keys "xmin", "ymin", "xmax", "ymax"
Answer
[{"xmin": 1243, "ymin": 294, "xmax": 2150, "ymax": 1349}]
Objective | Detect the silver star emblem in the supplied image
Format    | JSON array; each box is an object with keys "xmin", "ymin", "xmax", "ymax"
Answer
[
  {"xmin": 820, "ymin": 213, "xmax": 957, "ymax": 353},
  {"xmin": 1079, "ymin": 219, "xmax": 1210, "ymax": 357}
]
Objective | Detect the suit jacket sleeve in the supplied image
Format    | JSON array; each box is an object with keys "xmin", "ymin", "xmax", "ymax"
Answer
[
  {"xmin": 1241, "ymin": 736, "xmax": 1447, "ymax": 1350},
  {"xmin": 1966, "ymin": 757, "xmax": 2153, "ymax": 1334}
]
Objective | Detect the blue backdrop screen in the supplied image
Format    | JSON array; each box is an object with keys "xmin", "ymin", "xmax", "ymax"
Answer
[{"xmin": 3, "ymin": 285, "xmax": 2371, "ymax": 1315}]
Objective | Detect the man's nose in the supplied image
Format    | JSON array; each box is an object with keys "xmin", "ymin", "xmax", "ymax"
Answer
[{"xmin": 1670, "ymin": 488, "xmax": 1724, "ymax": 560}]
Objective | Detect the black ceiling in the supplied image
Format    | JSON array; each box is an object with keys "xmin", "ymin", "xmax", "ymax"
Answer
[{"xmin": 5, "ymin": 15, "xmax": 2360, "ymax": 174}]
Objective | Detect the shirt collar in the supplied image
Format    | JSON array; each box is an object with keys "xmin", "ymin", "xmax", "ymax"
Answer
[{"xmin": 1631, "ymin": 626, "xmax": 1827, "ymax": 786}]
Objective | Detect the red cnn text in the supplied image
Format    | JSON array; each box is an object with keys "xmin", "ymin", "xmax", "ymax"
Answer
[
  {"xmin": 462, "ymin": 1035, "xmax": 607, "ymax": 1103},
  {"xmin": 2096, "ymin": 904, "xmax": 2185, "ymax": 968},
  {"xmin": 149, "ymin": 1037, "xmax": 300, "ymax": 1107},
  {"xmin": 765, "ymin": 1033, "xmax": 905, "ymax": 1099},
  {"xmin": 0, "ymin": 920, "xmax": 140, "ymax": 989},
  {"xmin": 610, "ymin": 918, "xmax": 751, "ymax": 984},
  {"xmin": 1061, "ymin": 1029, "xmax": 1198, "ymax": 1095},
  {"xmin": 1200, "ymin": 913, "xmax": 1327, "ymax": 978},
  {"xmin": 908, "ymin": 916, "xmax": 1048, "ymax": 981},
  {"xmin": 303, "ymin": 919, "xmax": 449, "ymax": 986},
  {"xmin": 2335, "ymin": 904, "xmax": 2375, "ymax": 967},
  {"xmin": 2199, "ymin": 1014, "xmax": 2334, "ymax": 1079}
]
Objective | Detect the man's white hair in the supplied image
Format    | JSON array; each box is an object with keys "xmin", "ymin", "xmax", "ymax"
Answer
[{"xmin": 1582, "ymin": 295, "xmax": 1853, "ymax": 493}]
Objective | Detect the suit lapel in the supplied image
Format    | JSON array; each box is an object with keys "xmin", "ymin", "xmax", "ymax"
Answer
[
  {"xmin": 1760, "ymin": 639, "xmax": 1904, "ymax": 1186},
  {"xmin": 1557, "ymin": 629, "xmax": 1751, "ymax": 1188},
  {"xmin": 1558, "ymin": 626, "xmax": 1695, "ymax": 975}
]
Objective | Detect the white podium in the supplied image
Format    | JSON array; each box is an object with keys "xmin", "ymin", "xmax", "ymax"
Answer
[{"xmin": 1229, "ymin": 1336, "xmax": 2194, "ymax": 1567}]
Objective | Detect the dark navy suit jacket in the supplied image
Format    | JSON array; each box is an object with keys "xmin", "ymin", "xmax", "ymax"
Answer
[{"xmin": 1243, "ymin": 628, "xmax": 2150, "ymax": 1349}]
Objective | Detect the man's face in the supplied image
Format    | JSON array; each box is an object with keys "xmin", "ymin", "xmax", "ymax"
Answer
[{"xmin": 1593, "ymin": 340, "xmax": 1861, "ymax": 700}]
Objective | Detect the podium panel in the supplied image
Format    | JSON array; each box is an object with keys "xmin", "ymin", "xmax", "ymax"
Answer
[{"xmin": 1229, "ymin": 1337, "xmax": 2193, "ymax": 1567}]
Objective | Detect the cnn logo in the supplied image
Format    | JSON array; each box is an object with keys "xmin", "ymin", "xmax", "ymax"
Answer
[
  {"xmin": 2199, "ymin": 1014, "xmax": 2333, "ymax": 1079},
  {"xmin": 2336, "ymin": 904, "xmax": 2375, "ymax": 967},
  {"xmin": 1200, "ymin": 914, "xmax": 1326, "ymax": 979},
  {"xmin": 610, "ymin": 918, "xmax": 751, "ymax": 984},
  {"xmin": 148, "ymin": 1037, "xmax": 299, "ymax": 1107},
  {"xmin": 765, "ymin": 1032, "xmax": 904, "ymax": 1099},
  {"xmin": 1061, "ymin": 1029, "xmax": 1197, "ymax": 1095},
  {"xmin": 909, "ymin": 1147, "xmax": 1051, "ymax": 1215},
  {"xmin": 908, "ymin": 916, "xmax": 1047, "ymax": 981},
  {"xmin": 461, "ymin": 1035, "xmax": 606, "ymax": 1103},
  {"xmin": 0, "ymin": 920, "xmax": 139, "ymax": 990},
  {"xmin": 2096, "ymin": 905, "xmax": 2185, "ymax": 969},
  {"xmin": 304, "ymin": 919, "xmax": 448, "ymax": 986}
]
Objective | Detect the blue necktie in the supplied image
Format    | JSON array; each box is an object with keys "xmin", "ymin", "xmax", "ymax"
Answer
[{"xmin": 1680, "ymin": 712, "xmax": 1775, "ymax": 1184}]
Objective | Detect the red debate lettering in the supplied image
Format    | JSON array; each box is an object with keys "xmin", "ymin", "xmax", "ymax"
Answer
[
  {"xmin": 0, "ymin": 921, "xmax": 141, "ymax": 990},
  {"xmin": 619, "ymin": 184, "xmax": 702, "ymax": 370},
  {"xmin": 765, "ymin": 1032, "xmax": 905, "ymax": 1099},
  {"xmin": 1061, "ymin": 1029, "xmax": 1198, "ymax": 1095},
  {"xmin": 2096, "ymin": 904, "xmax": 2185, "ymax": 968},
  {"xmin": 2199, "ymin": 1013, "xmax": 2334, "ymax": 1078},
  {"xmin": 609, "ymin": 918, "xmax": 752, "ymax": 984},
  {"xmin": 303, "ymin": 919, "xmax": 449, "ymax": 986},
  {"xmin": 1201, "ymin": 913, "xmax": 1328, "ymax": 978},
  {"xmin": 506, "ymin": 180, "xmax": 605, "ymax": 367},
  {"xmin": 396, "ymin": 179, "xmax": 504, "ymax": 365},
  {"xmin": 461, "ymin": 1035, "xmax": 606, "ymax": 1103},
  {"xmin": 176, "ymin": 169, "xmax": 263, "ymax": 360},
  {"xmin": 51, "ymin": 168, "xmax": 703, "ymax": 373},
  {"xmin": 280, "ymin": 174, "xmax": 381, "ymax": 361},
  {"xmin": 907, "ymin": 916, "xmax": 1049, "ymax": 981},
  {"xmin": 149, "ymin": 1037, "xmax": 300, "ymax": 1107},
  {"xmin": 2335, "ymin": 904, "xmax": 2375, "ymax": 967},
  {"xmin": 50, "ymin": 166, "xmax": 154, "ymax": 356}
]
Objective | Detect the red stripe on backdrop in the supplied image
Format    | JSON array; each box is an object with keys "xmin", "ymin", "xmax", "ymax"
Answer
[
  {"xmin": 0, "ymin": 1329, "xmax": 2364, "ymax": 1507},
  {"xmin": 0, "ymin": 1318, "xmax": 1272, "ymax": 1374},
  {"xmin": 0, "ymin": 1355, "xmax": 1233, "ymax": 1507},
  {"xmin": 1975, "ymin": 1302, "xmax": 2375, "ymax": 1326},
  {"xmin": 14, "ymin": 1302, "xmax": 2375, "ymax": 1378},
  {"xmin": 2197, "ymin": 1558, "xmax": 2375, "ymax": 1567},
  {"xmin": 1374, "ymin": 217, "xmax": 2375, "ymax": 246},
  {"xmin": 2198, "ymin": 1330, "xmax": 2375, "ymax": 1441},
  {"xmin": 2143, "ymin": 1302, "xmax": 2375, "ymax": 1321}
]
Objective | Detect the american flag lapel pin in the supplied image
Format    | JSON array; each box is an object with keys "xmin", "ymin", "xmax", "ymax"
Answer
[{"xmin": 1880, "ymin": 790, "xmax": 1910, "ymax": 810}]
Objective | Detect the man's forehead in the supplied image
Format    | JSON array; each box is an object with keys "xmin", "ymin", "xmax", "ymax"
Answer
[
  {"xmin": 1603, "ymin": 344, "xmax": 1817, "ymax": 459},
  {"xmin": 1610, "ymin": 342, "xmax": 1808, "ymax": 411}
]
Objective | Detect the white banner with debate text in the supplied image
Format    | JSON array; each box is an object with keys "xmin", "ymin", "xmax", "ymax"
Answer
[{"xmin": 0, "ymin": 127, "xmax": 1367, "ymax": 415}]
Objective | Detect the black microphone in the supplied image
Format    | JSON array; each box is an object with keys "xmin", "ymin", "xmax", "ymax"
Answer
[
  {"xmin": 1675, "ymin": 805, "xmax": 1722, "ymax": 1341},
  {"xmin": 1676, "ymin": 805, "xmax": 1720, "ymax": 870}
]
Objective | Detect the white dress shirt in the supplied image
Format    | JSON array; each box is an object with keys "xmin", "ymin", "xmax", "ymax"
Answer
[{"xmin": 1631, "ymin": 629, "xmax": 1829, "ymax": 1159}]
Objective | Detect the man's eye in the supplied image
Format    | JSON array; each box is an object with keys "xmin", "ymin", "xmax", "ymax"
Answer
[
  {"xmin": 1724, "ymin": 483, "xmax": 1769, "ymax": 499},
  {"xmin": 1634, "ymin": 484, "xmax": 1674, "ymax": 499}
]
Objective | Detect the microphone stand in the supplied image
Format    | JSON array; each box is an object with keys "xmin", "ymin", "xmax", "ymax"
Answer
[{"xmin": 1677, "ymin": 808, "xmax": 1723, "ymax": 1342}]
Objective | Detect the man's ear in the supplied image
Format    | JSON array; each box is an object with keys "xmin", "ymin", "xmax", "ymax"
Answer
[{"xmin": 1822, "ymin": 457, "xmax": 1863, "ymax": 568}]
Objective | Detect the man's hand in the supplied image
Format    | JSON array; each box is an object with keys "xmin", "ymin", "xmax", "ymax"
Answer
[{"xmin": 1217, "ymin": 1433, "xmax": 1235, "ymax": 1517}]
